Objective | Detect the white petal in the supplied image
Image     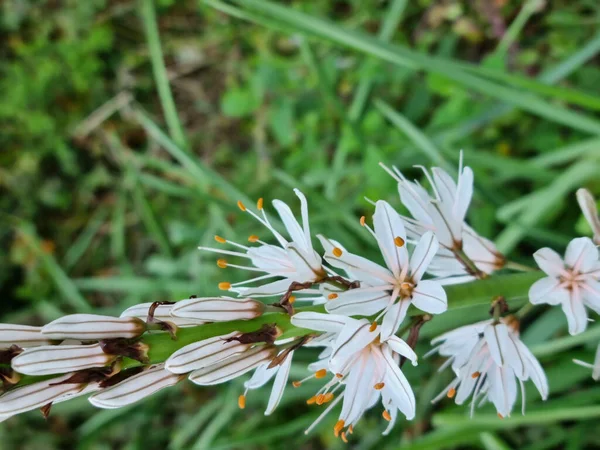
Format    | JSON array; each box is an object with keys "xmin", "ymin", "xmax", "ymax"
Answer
[
  {"xmin": 244, "ymin": 363, "xmax": 278, "ymax": 390},
  {"xmin": 0, "ymin": 324, "xmax": 51, "ymax": 349},
  {"xmin": 565, "ymin": 237, "xmax": 598, "ymax": 273},
  {"xmin": 373, "ymin": 201, "xmax": 409, "ymax": 278},
  {"xmin": 483, "ymin": 323, "xmax": 508, "ymax": 367},
  {"xmin": 265, "ymin": 351, "xmax": 293, "ymax": 415},
  {"xmin": 290, "ymin": 312, "xmax": 351, "ymax": 333},
  {"xmin": 411, "ymin": 280, "xmax": 447, "ymax": 315},
  {"xmin": 272, "ymin": 198, "xmax": 308, "ymax": 250},
  {"xmin": 398, "ymin": 182, "xmax": 435, "ymax": 229},
  {"xmin": 285, "ymin": 243, "xmax": 322, "ymax": 278},
  {"xmin": 42, "ymin": 314, "xmax": 146, "ymax": 340},
  {"xmin": 233, "ymin": 279, "xmax": 292, "ymax": 297},
  {"xmin": 431, "ymin": 167, "xmax": 457, "ymax": 206},
  {"xmin": 533, "ymin": 248, "xmax": 566, "ymax": 277},
  {"xmin": 409, "ymin": 232, "xmax": 439, "ymax": 282},
  {"xmin": 381, "ymin": 347, "xmax": 415, "ymax": 419},
  {"xmin": 294, "ymin": 189, "xmax": 313, "ymax": 251},
  {"xmin": 561, "ymin": 291, "xmax": 588, "ymax": 335},
  {"xmin": 189, "ymin": 346, "xmax": 274, "ymax": 385},
  {"xmin": 462, "ymin": 226, "xmax": 503, "ymax": 274},
  {"xmin": 170, "ymin": 297, "xmax": 264, "ymax": 322},
  {"xmin": 514, "ymin": 339, "xmax": 548, "ymax": 400},
  {"xmin": 89, "ymin": 365, "xmax": 181, "ymax": 409},
  {"xmin": 0, "ymin": 374, "xmax": 86, "ymax": 416},
  {"xmin": 577, "ymin": 188, "xmax": 600, "ymax": 243},
  {"xmin": 380, "ymin": 300, "xmax": 410, "ymax": 341},
  {"xmin": 581, "ymin": 280, "xmax": 600, "ymax": 313},
  {"xmin": 11, "ymin": 343, "xmax": 113, "ymax": 376},
  {"xmin": 165, "ymin": 332, "xmax": 247, "ymax": 374},
  {"xmin": 453, "ymin": 166, "xmax": 474, "ymax": 225},
  {"xmin": 339, "ymin": 352, "xmax": 375, "ymax": 426},
  {"xmin": 528, "ymin": 277, "xmax": 566, "ymax": 305},
  {"xmin": 593, "ymin": 343, "xmax": 600, "ymax": 381},
  {"xmin": 325, "ymin": 287, "xmax": 390, "ymax": 316},
  {"xmin": 330, "ymin": 321, "xmax": 377, "ymax": 372},
  {"xmin": 496, "ymin": 326, "xmax": 525, "ymax": 377},
  {"xmin": 385, "ymin": 336, "xmax": 417, "ymax": 365}
]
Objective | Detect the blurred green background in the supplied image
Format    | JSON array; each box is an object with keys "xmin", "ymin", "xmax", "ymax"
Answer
[{"xmin": 1, "ymin": 0, "xmax": 600, "ymax": 448}]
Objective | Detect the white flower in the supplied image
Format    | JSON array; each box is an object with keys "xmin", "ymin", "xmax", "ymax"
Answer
[
  {"xmin": 291, "ymin": 312, "xmax": 417, "ymax": 438},
  {"xmin": 430, "ymin": 318, "xmax": 548, "ymax": 418},
  {"xmin": 11, "ymin": 343, "xmax": 114, "ymax": 376},
  {"xmin": 0, "ymin": 324, "xmax": 51, "ymax": 349},
  {"xmin": 380, "ymin": 158, "xmax": 504, "ymax": 281},
  {"xmin": 89, "ymin": 364, "xmax": 182, "ymax": 409},
  {"xmin": 529, "ymin": 237, "xmax": 600, "ymax": 335},
  {"xmin": 42, "ymin": 314, "xmax": 147, "ymax": 340},
  {"xmin": 198, "ymin": 189, "xmax": 325, "ymax": 297},
  {"xmin": 319, "ymin": 200, "xmax": 447, "ymax": 339},
  {"xmin": 573, "ymin": 342, "xmax": 600, "ymax": 381},
  {"xmin": 577, "ymin": 188, "xmax": 600, "ymax": 244},
  {"xmin": 170, "ymin": 297, "xmax": 265, "ymax": 322}
]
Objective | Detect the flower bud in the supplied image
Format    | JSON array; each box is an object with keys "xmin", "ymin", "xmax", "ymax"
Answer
[
  {"xmin": 42, "ymin": 314, "xmax": 146, "ymax": 340},
  {"xmin": 170, "ymin": 297, "xmax": 265, "ymax": 322},
  {"xmin": 0, "ymin": 324, "xmax": 51, "ymax": 349},
  {"xmin": 0, "ymin": 374, "xmax": 87, "ymax": 417},
  {"xmin": 120, "ymin": 303, "xmax": 204, "ymax": 328},
  {"xmin": 189, "ymin": 345, "xmax": 276, "ymax": 385},
  {"xmin": 88, "ymin": 364, "xmax": 182, "ymax": 409},
  {"xmin": 11, "ymin": 343, "xmax": 115, "ymax": 376},
  {"xmin": 165, "ymin": 331, "xmax": 249, "ymax": 374}
]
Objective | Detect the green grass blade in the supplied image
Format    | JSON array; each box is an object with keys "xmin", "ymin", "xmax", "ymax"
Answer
[{"xmin": 63, "ymin": 207, "xmax": 109, "ymax": 271}]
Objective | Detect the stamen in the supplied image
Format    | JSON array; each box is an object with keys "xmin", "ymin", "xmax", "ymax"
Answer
[
  {"xmin": 359, "ymin": 216, "xmax": 366, "ymax": 226},
  {"xmin": 341, "ymin": 432, "xmax": 348, "ymax": 443},
  {"xmin": 315, "ymin": 369, "xmax": 327, "ymax": 379},
  {"xmin": 289, "ymin": 296, "xmax": 296, "ymax": 304},
  {"xmin": 315, "ymin": 394, "xmax": 325, "ymax": 405},
  {"xmin": 292, "ymin": 381, "xmax": 302, "ymax": 388},
  {"xmin": 323, "ymin": 393, "xmax": 334, "ymax": 403},
  {"xmin": 328, "ymin": 293, "xmax": 338, "ymax": 300},
  {"xmin": 237, "ymin": 200, "xmax": 246, "ymax": 211},
  {"xmin": 497, "ymin": 413, "xmax": 504, "ymax": 419},
  {"xmin": 238, "ymin": 395, "xmax": 246, "ymax": 409},
  {"xmin": 374, "ymin": 382, "xmax": 385, "ymax": 390},
  {"xmin": 348, "ymin": 425, "xmax": 354, "ymax": 434},
  {"xmin": 248, "ymin": 235, "xmax": 259, "ymax": 243},
  {"xmin": 217, "ymin": 259, "xmax": 227, "ymax": 268},
  {"xmin": 306, "ymin": 396, "xmax": 317, "ymax": 405},
  {"xmin": 471, "ymin": 371, "xmax": 481, "ymax": 379},
  {"xmin": 369, "ymin": 321, "xmax": 378, "ymax": 332},
  {"xmin": 400, "ymin": 282, "xmax": 411, "ymax": 290},
  {"xmin": 214, "ymin": 235, "xmax": 226, "ymax": 244},
  {"xmin": 394, "ymin": 236, "xmax": 405, "ymax": 247},
  {"xmin": 334, "ymin": 420, "xmax": 345, "ymax": 434},
  {"xmin": 335, "ymin": 373, "xmax": 343, "ymax": 379},
  {"xmin": 257, "ymin": 198, "xmax": 264, "ymax": 210},
  {"xmin": 382, "ymin": 410, "xmax": 391, "ymax": 421},
  {"xmin": 218, "ymin": 282, "xmax": 231, "ymax": 290},
  {"xmin": 447, "ymin": 388, "xmax": 456, "ymax": 398},
  {"xmin": 332, "ymin": 247, "xmax": 343, "ymax": 258}
]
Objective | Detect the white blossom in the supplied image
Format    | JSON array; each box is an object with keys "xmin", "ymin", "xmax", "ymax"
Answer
[
  {"xmin": 198, "ymin": 189, "xmax": 324, "ymax": 297},
  {"xmin": 429, "ymin": 318, "xmax": 548, "ymax": 417},
  {"xmin": 319, "ymin": 200, "xmax": 446, "ymax": 339},
  {"xmin": 576, "ymin": 188, "xmax": 600, "ymax": 244},
  {"xmin": 529, "ymin": 237, "xmax": 600, "ymax": 335}
]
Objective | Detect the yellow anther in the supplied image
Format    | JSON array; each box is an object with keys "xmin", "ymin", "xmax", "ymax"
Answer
[
  {"xmin": 335, "ymin": 373, "xmax": 343, "ymax": 379},
  {"xmin": 248, "ymin": 235, "xmax": 259, "ymax": 243},
  {"xmin": 237, "ymin": 200, "xmax": 246, "ymax": 211},
  {"xmin": 348, "ymin": 425, "xmax": 354, "ymax": 434},
  {"xmin": 214, "ymin": 235, "xmax": 226, "ymax": 244},
  {"xmin": 292, "ymin": 381, "xmax": 302, "ymax": 388},
  {"xmin": 323, "ymin": 393, "xmax": 334, "ymax": 403},
  {"xmin": 341, "ymin": 432, "xmax": 348, "ymax": 443},
  {"xmin": 369, "ymin": 321, "xmax": 378, "ymax": 332},
  {"xmin": 238, "ymin": 395, "xmax": 246, "ymax": 409},
  {"xmin": 315, "ymin": 369, "xmax": 327, "ymax": 379},
  {"xmin": 374, "ymin": 382, "xmax": 385, "ymax": 390},
  {"xmin": 382, "ymin": 410, "xmax": 392, "ymax": 421},
  {"xmin": 217, "ymin": 259, "xmax": 227, "ymax": 268},
  {"xmin": 497, "ymin": 413, "xmax": 504, "ymax": 419},
  {"xmin": 316, "ymin": 394, "xmax": 325, "ymax": 405},
  {"xmin": 257, "ymin": 198, "xmax": 264, "ymax": 210},
  {"xmin": 306, "ymin": 396, "xmax": 317, "ymax": 405},
  {"xmin": 328, "ymin": 293, "xmax": 338, "ymax": 300},
  {"xmin": 334, "ymin": 420, "xmax": 345, "ymax": 434},
  {"xmin": 447, "ymin": 387, "xmax": 456, "ymax": 398},
  {"xmin": 218, "ymin": 282, "xmax": 231, "ymax": 290},
  {"xmin": 471, "ymin": 371, "xmax": 481, "ymax": 379},
  {"xmin": 332, "ymin": 247, "xmax": 343, "ymax": 257},
  {"xmin": 401, "ymin": 282, "xmax": 412, "ymax": 290},
  {"xmin": 289, "ymin": 296, "xmax": 296, "ymax": 304},
  {"xmin": 359, "ymin": 216, "xmax": 366, "ymax": 226},
  {"xmin": 394, "ymin": 236, "xmax": 405, "ymax": 247}
]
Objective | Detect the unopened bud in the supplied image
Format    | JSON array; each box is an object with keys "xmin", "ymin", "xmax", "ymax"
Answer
[
  {"xmin": 89, "ymin": 364, "xmax": 181, "ymax": 409},
  {"xmin": 11, "ymin": 343, "xmax": 115, "ymax": 376},
  {"xmin": 0, "ymin": 324, "xmax": 51, "ymax": 349},
  {"xmin": 42, "ymin": 314, "xmax": 146, "ymax": 340},
  {"xmin": 170, "ymin": 297, "xmax": 265, "ymax": 322},
  {"xmin": 120, "ymin": 303, "xmax": 204, "ymax": 328}
]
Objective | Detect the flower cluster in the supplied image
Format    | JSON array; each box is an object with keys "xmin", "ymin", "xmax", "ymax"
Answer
[{"xmin": 1, "ymin": 160, "xmax": 598, "ymax": 441}]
